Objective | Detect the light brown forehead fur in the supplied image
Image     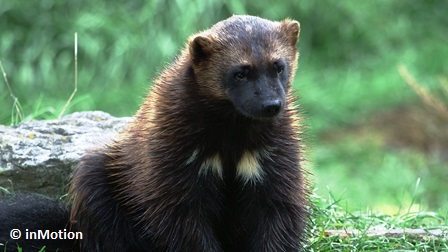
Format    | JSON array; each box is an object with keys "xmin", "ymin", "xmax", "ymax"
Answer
[{"xmin": 198, "ymin": 15, "xmax": 299, "ymax": 69}]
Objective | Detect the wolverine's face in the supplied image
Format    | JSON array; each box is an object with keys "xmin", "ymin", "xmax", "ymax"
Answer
[
  {"xmin": 222, "ymin": 58, "xmax": 289, "ymax": 119},
  {"xmin": 189, "ymin": 15, "xmax": 299, "ymax": 120}
]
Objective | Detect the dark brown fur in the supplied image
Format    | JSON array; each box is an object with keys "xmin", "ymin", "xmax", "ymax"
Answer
[{"xmin": 70, "ymin": 15, "xmax": 308, "ymax": 251}]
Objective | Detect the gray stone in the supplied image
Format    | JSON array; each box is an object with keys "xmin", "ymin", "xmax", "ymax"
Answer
[{"xmin": 0, "ymin": 111, "xmax": 132, "ymax": 196}]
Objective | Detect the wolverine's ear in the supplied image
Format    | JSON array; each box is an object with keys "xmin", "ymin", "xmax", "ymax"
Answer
[
  {"xmin": 189, "ymin": 35, "xmax": 215, "ymax": 64},
  {"xmin": 281, "ymin": 19, "xmax": 300, "ymax": 46}
]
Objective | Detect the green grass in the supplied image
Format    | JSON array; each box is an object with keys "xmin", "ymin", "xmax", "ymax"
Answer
[
  {"xmin": 310, "ymin": 133, "xmax": 448, "ymax": 214},
  {"xmin": 307, "ymin": 194, "xmax": 448, "ymax": 251}
]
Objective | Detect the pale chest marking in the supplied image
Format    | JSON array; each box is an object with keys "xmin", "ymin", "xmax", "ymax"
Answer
[
  {"xmin": 195, "ymin": 148, "xmax": 272, "ymax": 183},
  {"xmin": 198, "ymin": 152, "xmax": 223, "ymax": 179},
  {"xmin": 237, "ymin": 149, "xmax": 270, "ymax": 184}
]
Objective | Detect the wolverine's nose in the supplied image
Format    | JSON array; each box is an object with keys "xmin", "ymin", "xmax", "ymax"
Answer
[{"xmin": 262, "ymin": 99, "xmax": 282, "ymax": 117}]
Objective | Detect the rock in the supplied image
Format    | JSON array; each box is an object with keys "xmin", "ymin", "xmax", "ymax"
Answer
[{"xmin": 0, "ymin": 111, "xmax": 133, "ymax": 196}]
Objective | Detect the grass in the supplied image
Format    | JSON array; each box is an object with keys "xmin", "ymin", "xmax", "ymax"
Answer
[
  {"xmin": 307, "ymin": 193, "xmax": 448, "ymax": 251},
  {"xmin": 0, "ymin": 59, "xmax": 23, "ymax": 125},
  {"xmin": 311, "ymin": 131, "xmax": 448, "ymax": 214}
]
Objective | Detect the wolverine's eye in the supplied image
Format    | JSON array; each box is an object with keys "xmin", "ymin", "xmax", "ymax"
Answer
[
  {"xmin": 235, "ymin": 71, "xmax": 246, "ymax": 80},
  {"xmin": 273, "ymin": 61, "xmax": 285, "ymax": 74},
  {"xmin": 234, "ymin": 67, "xmax": 249, "ymax": 81}
]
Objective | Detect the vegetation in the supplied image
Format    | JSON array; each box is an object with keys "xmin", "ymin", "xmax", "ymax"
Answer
[
  {"xmin": 307, "ymin": 194, "xmax": 447, "ymax": 251},
  {"xmin": 1, "ymin": 0, "xmax": 447, "ymax": 249}
]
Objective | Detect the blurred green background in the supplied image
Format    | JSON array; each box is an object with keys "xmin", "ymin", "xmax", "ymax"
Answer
[{"xmin": 1, "ymin": 1, "xmax": 447, "ymax": 214}]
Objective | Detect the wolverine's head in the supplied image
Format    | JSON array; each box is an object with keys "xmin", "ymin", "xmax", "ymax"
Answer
[{"xmin": 188, "ymin": 15, "xmax": 300, "ymax": 119}]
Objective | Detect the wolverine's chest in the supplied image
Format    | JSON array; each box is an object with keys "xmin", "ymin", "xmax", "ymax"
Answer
[
  {"xmin": 185, "ymin": 130, "xmax": 275, "ymax": 187},
  {"xmin": 194, "ymin": 147, "xmax": 270, "ymax": 184},
  {"xmin": 182, "ymin": 116, "xmax": 281, "ymax": 185}
]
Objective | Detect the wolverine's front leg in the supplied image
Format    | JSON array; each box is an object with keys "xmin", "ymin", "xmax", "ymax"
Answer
[
  {"xmin": 131, "ymin": 165, "xmax": 225, "ymax": 252},
  {"xmin": 233, "ymin": 154, "xmax": 308, "ymax": 252},
  {"xmin": 237, "ymin": 185, "xmax": 307, "ymax": 252}
]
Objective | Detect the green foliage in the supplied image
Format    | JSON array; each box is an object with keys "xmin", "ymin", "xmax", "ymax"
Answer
[{"xmin": 1, "ymin": 1, "xmax": 447, "ymax": 124}]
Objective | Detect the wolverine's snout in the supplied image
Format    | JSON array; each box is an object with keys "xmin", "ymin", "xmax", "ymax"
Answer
[{"xmin": 261, "ymin": 99, "xmax": 282, "ymax": 117}]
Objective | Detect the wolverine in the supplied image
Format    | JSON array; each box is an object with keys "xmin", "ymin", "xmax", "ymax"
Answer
[{"xmin": 0, "ymin": 15, "xmax": 308, "ymax": 251}]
